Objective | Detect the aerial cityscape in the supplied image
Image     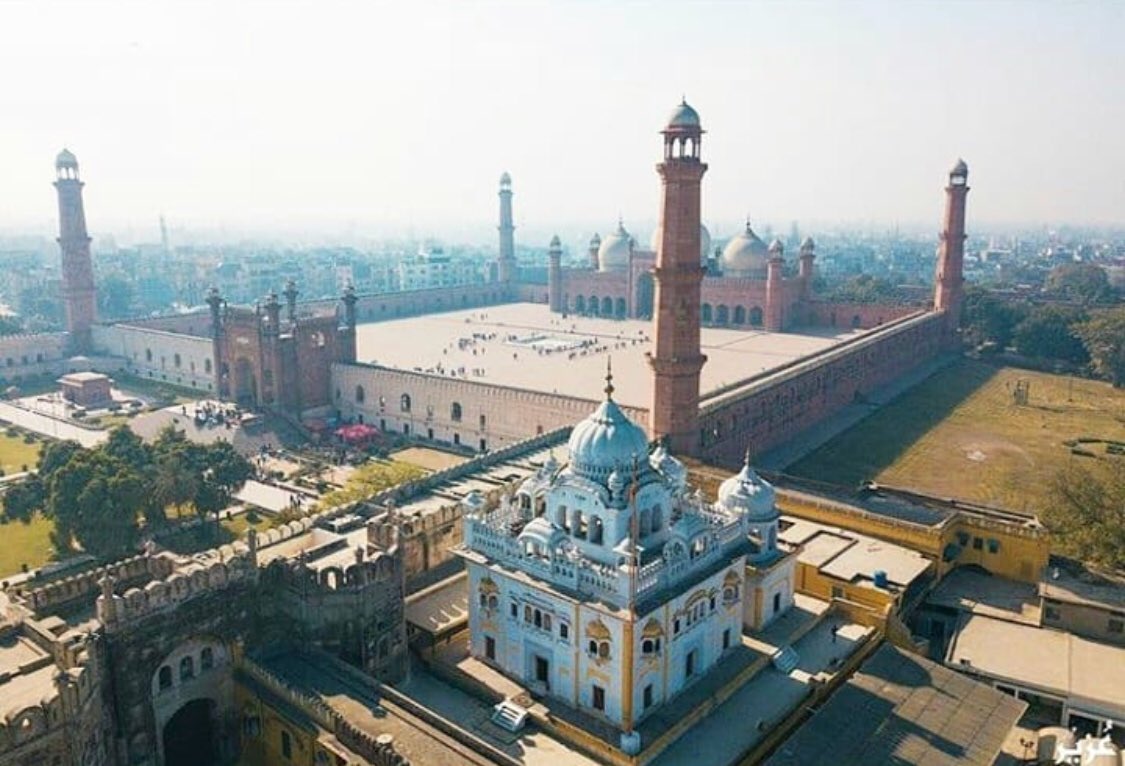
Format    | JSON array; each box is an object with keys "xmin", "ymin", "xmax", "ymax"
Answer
[{"xmin": 1, "ymin": 2, "xmax": 1123, "ymax": 766}]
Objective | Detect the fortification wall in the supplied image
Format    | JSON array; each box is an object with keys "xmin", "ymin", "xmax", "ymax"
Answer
[
  {"xmin": 92, "ymin": 324, "xmax": 215, "ymax": 392},
  {"xmin": 304, "ymin": 283, "xmax": 510, "ymax": 325},
  {"xmin": 0, "ymin": 332, "xmax": 68, "ymax": 380},
  {"xmin": 114, "ymin": 312, "xmax": 211, "ymax": 338},
  {"xmin": 804, "ymin": 300, "xmax": 919, "ymax": 330},
  {"xmin": 698, "ymin": 311, "xmax": 946, "ymax": 466},
  {"xmin": 9, "ymin": 554, "xmax": 173, "ymax": 617},
  {"xmin": 331, "ymin": 364, "xmax": 640, "ymax": 452}
]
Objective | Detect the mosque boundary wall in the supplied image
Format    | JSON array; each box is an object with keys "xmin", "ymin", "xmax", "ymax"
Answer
[{"xmin": 697, "ymin": 310, "xmax": 947, "ymax": 466}]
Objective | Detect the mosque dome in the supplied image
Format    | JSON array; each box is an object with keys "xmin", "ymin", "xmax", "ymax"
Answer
[
  {"xmin": 721, "ymin": 221, "xmax": 769, "ymax": 278},
  {"xmin": 667, "ymin": 100, "xmax": 701, "ymax": 129},
  {"xmin": 649, "ymin": 223, "xmax": 712, "ymax": 264},
  {"xmin": 598, "ymin": 220, "xmax": 633, "ymax": 271},
  {"xmin": 56, "ymin": 148, "xmax": 77, "ymax": 168},
  {"xmin": 718, "ymin": 454, "xmax": 777, "ymax": 521},
  {"xmin": 567, "ymin": 368, "xmax": 649, "ymax": 480}
]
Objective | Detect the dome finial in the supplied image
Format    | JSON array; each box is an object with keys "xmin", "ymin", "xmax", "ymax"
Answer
[
  {"xmin": 604, "ymin": 357, "xmax": 615, "ymax": 400},
  {"xmin": 744, "ymin": 445, "xmax": 752, "ymax": 467}
]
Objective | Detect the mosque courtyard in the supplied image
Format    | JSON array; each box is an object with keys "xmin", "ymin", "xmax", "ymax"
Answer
[{"xmin": 355, "ymin": 302, "xmax": 863, "ymax": 410}]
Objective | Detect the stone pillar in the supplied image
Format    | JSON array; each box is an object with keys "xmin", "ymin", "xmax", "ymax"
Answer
[
  {"xmin": 54, "ymin": 150, "xmax": 97, "ymax": 354},
  {"xmin": 934, "ymin": 159, "xmax": 969, "ymax": 342},
  {"xmin": 283, "ymin": 279, "xmax": 299, "ymax": 324},
  {"xmin": 646, "ymin": 100, "xmax": 708, "ymax": 457},
  {"xmin": 547, "ymin": 236, "xmax": 563, "ymax": 313},
  {"xmin": 588, "ymin": 233, "xmax": 601, "ymax": 270},
  {"xmin": 497, "ymin": 172, "xmax": 516, "ymax": 287},
  {"xmin": 765, "ymin": 239, "xmax": 785, "ymax": 332},
  {"xmin": 798, "ymin": 237, "xmax": 816, "ymax": 301},
  {"xmin": 206, "ymin": 286, "xmax": 225, "ymax": 398},
  {"xmin": 342, "ymin": 283, "xmax": 358, "ymax": 363}
]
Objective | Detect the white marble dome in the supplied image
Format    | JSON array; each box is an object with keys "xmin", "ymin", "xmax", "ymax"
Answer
[
  {"xmin": 567, "ymin": 380, "xmax": 649, "ymax": 480},
  {"xmin": 598, "ymin": 220, "xmax": 633, "ymax": 272},
  {"xmin": 649, "ymin": 223, "xmax": 711, "ymax": 264},
  {"xmin": 721, "ymin": 221, "xmax": 769, "ymax": 279},
  {"xmin": 718, "ymin": 456, "xmax": 777, "ymax": 521}
]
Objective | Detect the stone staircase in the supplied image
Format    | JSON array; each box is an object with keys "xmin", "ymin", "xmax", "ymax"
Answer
[{"xmin": 770, "ymin": 645, "xmax": 800, "ymax": 674}]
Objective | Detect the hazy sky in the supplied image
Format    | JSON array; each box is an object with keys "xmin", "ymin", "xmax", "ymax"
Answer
[{"xmin": 3, "ymin": 0, "xmax": 1123, "ymax": 244}]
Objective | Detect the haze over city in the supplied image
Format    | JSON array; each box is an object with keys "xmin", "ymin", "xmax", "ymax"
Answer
[{"xmin": 3, "ymin": 0, "xmax": 1123, "ymax": 244}]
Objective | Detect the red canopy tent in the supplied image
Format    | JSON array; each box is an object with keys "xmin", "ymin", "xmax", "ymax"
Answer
[{"xmin": 335, "ymin": 423, "xmax": 380, "ymax": 444}]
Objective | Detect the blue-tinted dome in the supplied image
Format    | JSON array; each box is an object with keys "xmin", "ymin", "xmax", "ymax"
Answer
[
  {"xmin": 667, "ymin": 100, "xmax": 701, "ymax": 129},
  {"xmin": 567, "ymin": 374, "xmax": 649, "ymax": 480}
]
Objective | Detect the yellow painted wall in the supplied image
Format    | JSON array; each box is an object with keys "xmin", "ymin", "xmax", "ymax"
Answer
[
  {"xmin": 794, "ymin": 560, "xmax": 897, "ymax": 613},
  {"xmin": 234, "ymin": 681, "xmax": 345, "ymax": 766}
]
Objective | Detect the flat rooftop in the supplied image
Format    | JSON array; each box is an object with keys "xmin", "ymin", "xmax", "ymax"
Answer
[
  {"xmin": 765, "ymin": 643, "xmax": 1026, "ymax": 766},
  {"xmin": 355, "ymin": 303, "xmax": 862, "ymax": 409},
  {"xmin": 946, "ymin": 612, "xmax": 1125, "ymax": 716},
  {"xmin": 779, "ymin": 516, "xmax": 933, "ymax": 590}
]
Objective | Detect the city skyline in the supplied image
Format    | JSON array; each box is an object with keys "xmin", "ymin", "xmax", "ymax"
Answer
[{"xmin": 3, "ymin": 0, "xmax": 1124, "ymax": 242}]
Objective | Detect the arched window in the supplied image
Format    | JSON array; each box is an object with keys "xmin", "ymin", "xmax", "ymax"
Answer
[
  {"xmin": 204, "ymin": 358, "xmax": 212, "ymax": 374},
  {"xmin": 179, "ymin": 656, "xmax": 194, "ymax": 681},
  {"xmin": 355, "ymin": 385, "xmax": 365, "ymax": 404},
  {"xmin": 734, "ymin": 306, "xmax": 746, "ymax": 324},
  {"xmin": 589, "ymin": 516, "xmax": 603, "ymax": 545},
  {"xmin": 145, "ymin": 348, "xmax": 153, "ymax": 362},
  {"xmin": 702, "ymin": 304, "xmax": 713, "ymax": 324},
  {"xmin": 479, "ymin": 414, "xmax": 487, "ymax": 429},
  {"xmin": 451, "ymin": 402, "xmax": 463, "ymax": 421},
  {"xmin": 201, "ymin": 647, "xmax": 214, "ymax": 671},
  {"xmin": 651, "ymin": 506, "xmax": 663, "ymax": 532},
  {"xmin": 158, "ymin": 665, "xmax": 172, "ymax": 690},
  {"xmin": 174, "ymin": 353, "xmax": 182, "ymax": 368},
  {"xmin": 750, "ymin": 307, "xmax": 764, "ymax": 327},
  {"xmin": 400, "ymin": 393, "xmax": 412, "ymax": 412}
]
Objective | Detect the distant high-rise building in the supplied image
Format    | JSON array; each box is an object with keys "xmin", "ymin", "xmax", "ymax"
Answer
[{"xmin": 54, "ymin": 149, "xmax": 97, "ymax": 353}]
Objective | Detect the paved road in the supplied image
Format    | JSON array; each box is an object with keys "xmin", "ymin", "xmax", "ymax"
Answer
[{"xmin": 0, "ymin": 401, "xmax": 107, "ymax": 448}]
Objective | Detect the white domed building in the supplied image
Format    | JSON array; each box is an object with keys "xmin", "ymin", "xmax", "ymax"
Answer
[
  {"xmin": 721, "ymin": 220, "xmax": 770, "ymax": 279},
  {"xmin": 458, "ymin": 367, "xmax": 795, "ymax": 748},
  {"xmin": 598, "ymin": 219, "xmax": 635, "ymax": 272}
]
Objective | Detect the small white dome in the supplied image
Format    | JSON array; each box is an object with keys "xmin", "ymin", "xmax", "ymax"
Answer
[
  {"xmin": 718, "ymin": 455, "xmax": 777, "ymax": 521},
  {"xmin": 721, "ymin": 221, "xmax": 769, "ymax": 278},
  {"xmin": 598, "ymin": 220, "xmax": 633, "ymax": 271},
  {"xmin": 650, "ymin": 223, "xmax": 711, "ymax": 264}
]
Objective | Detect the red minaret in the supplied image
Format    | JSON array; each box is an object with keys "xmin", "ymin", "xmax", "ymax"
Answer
[
  {"xmin": 934, "ymin": 159, "xmax": 969, "ymax": 341},
  {"xmin": 647, "ymin": 100, "xmax": 708, "ymax": 455},
  {"xmin": 54, "ymin": 149, "xmax": 97, "ymax": 354}
]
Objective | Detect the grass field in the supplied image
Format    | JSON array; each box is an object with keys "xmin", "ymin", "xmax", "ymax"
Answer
[
  {"xmin": 0, "ymin": 513, "xmax": 55, "ymax": 578},
  {"xmin": 0, "ymin": 431, "xmax": 42, "ymax": 474},
  {"xmin": 788, "ymin": 360, "xmax": 1125, "ymax": 513}
]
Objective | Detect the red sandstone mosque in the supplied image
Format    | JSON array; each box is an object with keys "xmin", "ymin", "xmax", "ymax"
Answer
[{"xmin": 34, "ymin": 99, "xmax": 966, "ymax": 469}]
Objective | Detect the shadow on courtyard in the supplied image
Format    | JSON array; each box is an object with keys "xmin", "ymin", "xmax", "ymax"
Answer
[{"xmin": 785, "ymin": 360, "xmax": 999, "ymax": 489}]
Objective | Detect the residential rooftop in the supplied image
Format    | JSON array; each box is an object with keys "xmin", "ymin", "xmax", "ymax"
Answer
[{"xmin": 764, "ymin": 643, "xmax": 1026, "ymax": 766}]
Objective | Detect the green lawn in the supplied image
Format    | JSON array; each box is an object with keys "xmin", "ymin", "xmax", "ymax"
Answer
[
  {"xmin": 788, "ymin": 360, "xmax": 1125, "ymax": 513},
  {"xmin": 0, "ymin": 432, "xmax": 42, "ymax": 474},
  {"xmin": 0, "ymin": 513, "xmax": 56, "ymax": 579},
  {"xmin": 222, "ymin": 510, "xmax": 283, "ymax": 538}
]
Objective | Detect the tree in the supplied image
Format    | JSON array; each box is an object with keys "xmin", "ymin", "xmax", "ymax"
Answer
[
  {"xmin": 0, "ymin": 316, "xmax": 25, "ymax": 336},
  {"xmin": 962, "ymin": 286, "xmax": 1026, "ymax": 349},
  {"xmin": 1045, "ymin": 263, "xmax": 1116, "ymax": 305},
  {"xmin": 45, "ymin": 451, "xmax": 143, "ymax": 558},
  {"xmin": 822, "ymin": 274, "xmax": 902, "ymax": 304},
  {"xmin": 2, "ymin": 476, "xmax": 44, "ymax": 523},
  {"xmin": 1042, "ymin": 461, "xmax": 1125, "ymax": 570},
  {"xmin": 1013, "ymin": 305, "xmax": 1089, "ymax": 363},
  {"xmin": 97, "ymin": 275, "xmax": 135, "ymax": 319},
  {"xmin": 1075, "ymin": 308, "xmax": 1125, "ymax": 387}
]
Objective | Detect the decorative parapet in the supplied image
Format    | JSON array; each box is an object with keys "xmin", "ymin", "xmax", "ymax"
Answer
[
  {"xmin": 12, "ymin": 553, "xmax": 174, "ymax": 616},
  {"xmin": 96, "ymin": 546, "xmax": 256, "ymax": 632}
]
